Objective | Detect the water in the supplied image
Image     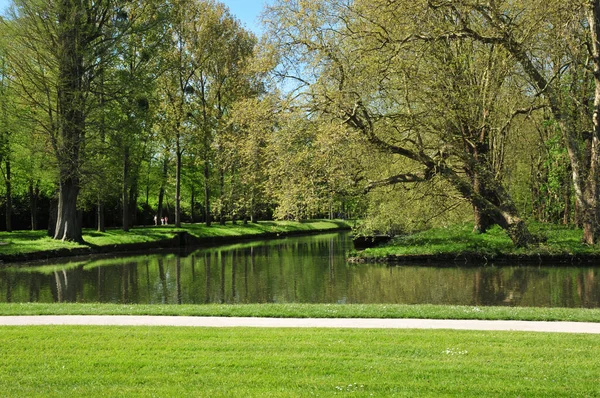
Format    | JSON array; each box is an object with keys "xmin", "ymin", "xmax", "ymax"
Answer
[{"xmin": 1, "ymin": 231, "xmax": 599, "ymax": 307}]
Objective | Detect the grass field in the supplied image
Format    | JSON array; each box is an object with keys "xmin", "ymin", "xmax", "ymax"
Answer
[
  {"xmin": 0, "ymin": 220, "xmax": 351, "ymax": 257},
  {"xmin": 1, "ymin": 303, "xmax": 600, "ymax": 322},
  {"xmin": 0, "ymin": 326, "xmax": 597, "ymax": 397},
  {"xmin": 352, "ymin": 222, "xmax": 600, "ymax": 259}
]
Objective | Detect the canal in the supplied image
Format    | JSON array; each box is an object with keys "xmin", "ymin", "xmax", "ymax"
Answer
[{"xmin": 0, "ymin": 231, "xmax": 599, "ymax": 307}]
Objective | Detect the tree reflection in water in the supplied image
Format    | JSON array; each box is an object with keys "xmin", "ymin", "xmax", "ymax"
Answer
[{"xmin": 1, "ymin": 232, "xmax": 599, "ymax": 308}]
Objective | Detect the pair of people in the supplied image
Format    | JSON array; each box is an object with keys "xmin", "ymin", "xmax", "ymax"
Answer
[{"xmin": 153, "ymin": 215, "xmax": 168, "ymax": 226}]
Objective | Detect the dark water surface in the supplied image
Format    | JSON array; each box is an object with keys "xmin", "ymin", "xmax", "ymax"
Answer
[{"xmin": 1, "ymin": 232, "xmax": 599, "ymax": 307}]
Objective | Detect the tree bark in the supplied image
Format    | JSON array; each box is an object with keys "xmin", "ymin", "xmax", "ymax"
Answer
[
  {"xmin": 54, "ymin": 176, "xmax": 82, "ymax": 242},
  {"xmin": 29, "ymin": 181, "xmax": 38, "ymax": 231},
  {"xmin": 4, "ymin": 159, "xmax": 11, "ymax": 232},
  {"xmin": 157, "ymin": 156, "xmax": 167, "ymax": 219},
  {"xmin": 97, "ymin": 196, "xmax": 105, "ymax": 233},
  {"xmin": 175, "ymin": 141, "xmax": 182, "ymax": 228},
  {"xmin": 219, "ymin": 167, "xmax": 225, "ymax": 225},
  {"xmin": 122, "ymin": 146, "xmax": 130, "ymax": 232},
  {"xmin": 190, "ymin": 183, "xmax": 196, "ymax": 224},
  {"xmin": 204, "ymin": 160, "xmax": 211, "ymax": 226},
  {"xmin": 53, "ymin": 1, "xmax": 86, "ymax": 242},
  {"xmin": 583, "ymin": 1, "xmax": 600, "ymax": 244}
]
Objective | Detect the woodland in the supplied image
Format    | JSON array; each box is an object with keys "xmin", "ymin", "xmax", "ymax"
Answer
[{"xmin": 0, "ymin": 0, "xmax": 599, "ymax": 247}]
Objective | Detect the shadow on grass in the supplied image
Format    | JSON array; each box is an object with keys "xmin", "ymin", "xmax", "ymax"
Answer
[{"xmin": 0, "ymin": 231, "xmax": 48, "ymax": 241}]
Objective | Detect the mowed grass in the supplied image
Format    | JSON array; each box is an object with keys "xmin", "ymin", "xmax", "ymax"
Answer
[
  {"xmin": 2, "ymin": 303, "xmax": 600, "ymax": 322},
  {"xmin": 354, "ymin": 222, "xmax": 599, "ymax": 259},
  {"xmin": 0, "ymin": 220, "xmax": 351, "ymax": 256},
  {"xmin": 0, "ymin": 326, "xmax": 597, "ymax": 397}
]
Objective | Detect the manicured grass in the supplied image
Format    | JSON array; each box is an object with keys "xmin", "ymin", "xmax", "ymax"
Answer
[
  {"xmin": 2, "ymin": 303, "xmax": 600, "ymax": 322},
  {"xmin": 0, "ymin": 220, "xmax": 351, "ymax": 257},
  {"xmin": 0, "ymin": 326, "xmax": 597, "ymax": 397},
  {"xmin": 353, "ymin": 222, "xmax": 600, "ymax": 259}
]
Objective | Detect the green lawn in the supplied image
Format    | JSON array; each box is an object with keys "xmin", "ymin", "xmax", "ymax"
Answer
[
  {"xmin": 0, "ymin": 220, "xmax": 351, "ymax": 257},
  {"xmin": 353, "ymin": 222, "xmax": 600, "ymax": 259},
  {"xmin": 0, "ymin": 326, "xmax": 597, "ymax": 397},
  {"xmin": 2, "ymin": 303, "xmax": 600, "ymax": 322}
]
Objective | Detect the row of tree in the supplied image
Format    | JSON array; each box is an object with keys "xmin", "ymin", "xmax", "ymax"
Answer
[{"xmin": 1, "ymin": 0, "xmax": 599, "ymax": 248}]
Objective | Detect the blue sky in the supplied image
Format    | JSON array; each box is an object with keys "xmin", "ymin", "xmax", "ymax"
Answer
[{"xmin": 0, "ymin": 0, "xmax": 267, "ymax": 34}]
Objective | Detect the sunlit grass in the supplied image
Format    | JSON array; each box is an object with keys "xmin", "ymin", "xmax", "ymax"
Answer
[
  {"xmin": 353, "ymin": 222, "xmax": 598, "ymax": 259},
  {"xmin": 1, "ymin": 303, "xmax": 600, "ymax": 322},
  {"xmin": 0, "ymin": 220, "xmax": 351, "ymax": 257},
  {"xmin": 0, "ymin": 326, "xmax": 598, "ymax": 397}
]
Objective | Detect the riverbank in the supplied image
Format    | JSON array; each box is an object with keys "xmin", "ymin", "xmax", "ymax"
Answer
[
  {"xmin": 349, "ymin": 222, "xmax": 600, "ymax": 264},
  {"xmin": 0, "ymin": 220, "xmax": 351, "ymax": 264},
  {"xmin": 2, "ymin": 303, "xmax": 599, "ymax": 322}
]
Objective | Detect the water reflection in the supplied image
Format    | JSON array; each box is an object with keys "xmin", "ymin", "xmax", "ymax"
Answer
[{"xmin": 0, "ymin": 232, "xmax": 599, "ymax": 307}]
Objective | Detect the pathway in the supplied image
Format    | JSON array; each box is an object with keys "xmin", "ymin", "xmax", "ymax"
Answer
[{"xmin": 1, "ymin": 316, "xmax": 599, "ymax": 334}]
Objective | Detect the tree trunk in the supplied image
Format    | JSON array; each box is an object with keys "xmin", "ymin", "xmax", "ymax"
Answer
[
  {"xmin": 190, "ymin": 186, "xmax": 195, "ymax": 223},
  {"xmin": 97, "ymin": 197, "xmax": 105, "ymax": 232},
  {"xmin": 157, "ymin": 157, "xmax": 167, "ymax": 219},
  {"xmin": 250, "ymin": 189, "xmax": 257, "ymax": 223},
  {"xmin": 54, "ymin": 176, "xmax": 82, "ymax": 242},
  {"xmin": 204, "ymin": 160, "xmax": 211, "ymax": 227},
  {"xmin": 122, "ymin": 146, "xmax": 130, "ymax": 232},
  {"xmin": 29, "ymin": 181, "xmax": 38, "ymax": 231},
  {"xmin": 53, "ymin": 1, "xmax": 85, "ymax": 242},
  {"xmin": 441, "ymin": 164, "xmax": 533, "ymax": 247},
  {"xmin": 219, "ymin": 167, "xmax": 225, "ymax": 225},
  {"xmin": 4, "ymin": 159, "xmax": 11, "ymax": 232},
  {"xmin": 471, "ymin": 169, "xmax": 495, "ymax": 234},
  {"xmin": 129, "ymin": 178, "xmax": 138, "ymax": 227},
  {"xmin": 583, "ymin": 1, "xmax": 600, "ymax": 244},
  {"xmin": 175, "ymin": 145, "xmax": 182, "ymax": 228}
]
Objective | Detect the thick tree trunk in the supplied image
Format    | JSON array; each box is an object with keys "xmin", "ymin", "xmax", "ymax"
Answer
[
  {"xmin": 5, "ymin": 159, "xmax": 11, "ymax": 232},
  {"xmin": 471, "ymin": 170, "xmax": 495, "ymax": 234},
  {"xmin": 441, "ymin": 163, "xmax": 533, "ymax": 247},
  {"xmin": 53, "ymin": 1, "xmax": 85, "ymax": 243},
  {"xmin": 583, "ymin": 1, "xmax": 600, "ymax": 244},
  {"xmin": 54, "ymin": 176, "xmax": 82, "ymax": 242}
]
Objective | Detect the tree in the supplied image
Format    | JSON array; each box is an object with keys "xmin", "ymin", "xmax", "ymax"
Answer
[
  {"xmin": 422, "ymin": 0, "xmax": 600, "ymax": 243},
  {"xmin": 0, "ymin": 28, "xmax": 13, "ymax": 232},
  {"xmin": 4, "ymin": 0, "xmax": 120, "ymax": 240},
  {"xmin": 265, "ymin": 0, "xmax": 537, "ymax": 246}
]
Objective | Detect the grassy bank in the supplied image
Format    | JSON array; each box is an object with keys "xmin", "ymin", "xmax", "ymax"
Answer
[
  {"xmin": 0, "ymin": 220, "xmax": 351, "ymax": 260},
  {"xmin": 0, "ymin": 326, "xmax": 597, "ymax": 397},
  {"xmin": 351, "ymin": 223, "xmax": 600, "ymax": 262},
  {"xmin": 2, "ymin": 303, "xmax": 600, "ymax": 322}
]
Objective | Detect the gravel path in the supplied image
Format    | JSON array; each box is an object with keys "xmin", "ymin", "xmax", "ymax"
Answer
[{"xmin": 1, "ymin": 316, "xmax": 599, "ymax": 333}]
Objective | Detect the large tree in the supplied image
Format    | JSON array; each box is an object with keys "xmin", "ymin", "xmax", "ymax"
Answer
[
  {"xmin": 265, "ymin": 0, "xmax": 537, "ymax": 245},
  {"xmin": 422, "ymin": 0, "xmax": 600, "ymax": 243},
  {"xmin": 4, "ymin": 0, "xmax": 126, "ymax": 241}
]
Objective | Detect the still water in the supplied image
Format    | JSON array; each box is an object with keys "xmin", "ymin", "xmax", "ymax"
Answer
[{"xmin": 1, "ymin": 232, "xmax": 599, "ymax": 307}]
